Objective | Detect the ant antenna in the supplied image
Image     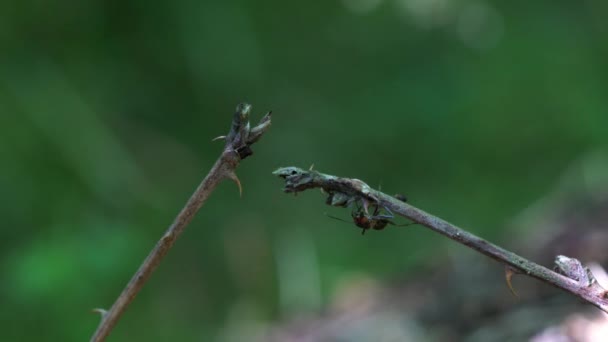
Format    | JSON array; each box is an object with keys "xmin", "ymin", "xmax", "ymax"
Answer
[{"xmin": 324, "ymin": 213, "xmax": 351, "ymax": 224}]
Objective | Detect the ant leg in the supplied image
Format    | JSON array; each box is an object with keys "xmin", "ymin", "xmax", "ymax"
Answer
[
  {"xmin": 368, "ymin": 203, "xmax": 393, "ymax": 221},
  {"xmin": 347, "ymin": 195, "xmax": 358, "ymax": 208},
  {"xmin": 353, "ymin": 197, "xmax": 363, "ymax": 211},
  {"xmin": 351, "ymin": 199, "xmax": 362, "ymax": 218},
  {"xmin": 362, "ymin": 198, "xmax": 370, "ymax": 216},
  {"xmin": 371, "ymin": 214, "xmax": 394, "ymax": 220},
  {"xmin": 382, "ymin": 206, "xmax": 395, "ymax": 219},
  {"xmin": 366, "ymin": 200, "xmax": 383, "ymax": 218},
  {"xmin": 373, "ymin": 203, "xmax": 380, "ymax": 216}
]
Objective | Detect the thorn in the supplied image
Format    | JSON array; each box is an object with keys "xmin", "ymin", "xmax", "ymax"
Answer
[
  {"xmin": 212, "ymin": 135, "xmax": 226, "ymax": 142},
  {"xmin": 92, "ymin": 308, "xmax": 108, "ymax": 318},
  {"xmin": 505, "ymin": 266, "xmax": 520, "ymax": 298},
  {"xmin": 309, "ymin": 163, "xmax": 315, "ymax": 171},
  {"xmin": 227, "ymin": 172, "xmax": 242, "ymax": 197}
]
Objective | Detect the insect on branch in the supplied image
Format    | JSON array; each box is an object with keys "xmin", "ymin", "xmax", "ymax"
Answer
[{"xmin": 273, "ymin": 166, "xmax": 608, "ymax": 313}]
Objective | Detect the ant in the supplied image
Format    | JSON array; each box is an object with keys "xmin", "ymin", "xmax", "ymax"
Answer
[{"xmin": 327, "ymin": 196, "xmax": 415, "ymax": 235}]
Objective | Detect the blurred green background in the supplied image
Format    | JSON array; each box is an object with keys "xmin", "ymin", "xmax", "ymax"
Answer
[{"xmin": 1, "ymin": 0, "xmax": 608, "ymax": 341}]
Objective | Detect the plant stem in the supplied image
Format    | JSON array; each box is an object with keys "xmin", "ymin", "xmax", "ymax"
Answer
[
  {"xmin": 90, "ymin": 104, "xmax": 271, "ymax": 342},
  {"xmin": 273, "ymin": 167, "xmax": 608, "ymax": 313}
]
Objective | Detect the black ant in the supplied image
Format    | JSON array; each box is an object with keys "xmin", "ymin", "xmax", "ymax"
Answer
[{"xmin": 327, "ymin": 197, "xmax": 415, "ymax": 235}]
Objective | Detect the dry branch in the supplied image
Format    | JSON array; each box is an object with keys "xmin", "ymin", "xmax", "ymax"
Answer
[
  {"xmin": 90, "ymin": 103, "xmax": 271, "ymax": 342},
  {"xmin": 273, "ymin": 166, "xmax": 608, "ymax": 313}
]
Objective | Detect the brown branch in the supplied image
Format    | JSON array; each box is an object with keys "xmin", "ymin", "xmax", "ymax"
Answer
[
  {"xmin": 90, "ymin": 104, "xmax": 271, "ymax": 342},
  {"xmin": 273, "ymin": 167, "xmax": 608, "ymax": 313}
]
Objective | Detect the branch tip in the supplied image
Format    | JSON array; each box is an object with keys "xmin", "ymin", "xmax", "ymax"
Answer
[
  {"xmin": 225, "ymin": 103, "xmax": 272, "ymax": 160},
  {"xmin": 247, "ymin": 112, "xmax": 272, "ymax": 145}
]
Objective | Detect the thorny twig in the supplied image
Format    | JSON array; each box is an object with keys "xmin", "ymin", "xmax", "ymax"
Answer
[
  {"xmin": 90, "ymin": 104, "xmax": 271, "ymax": 342},
  {"xmin": 273, "ymin": 167, "xmax": 608, "ymax": 313}
]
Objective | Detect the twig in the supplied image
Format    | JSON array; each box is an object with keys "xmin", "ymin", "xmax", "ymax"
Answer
[
  {"xmin": 273, "ymin": 167, "xmax": 608, "ymax": 313},
  {"xmin": 90, "ymin": 104, "xmax": 271, "ymax": 342}
]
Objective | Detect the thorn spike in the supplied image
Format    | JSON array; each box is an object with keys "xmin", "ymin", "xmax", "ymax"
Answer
[
  {"xmin": 212, "ymin": 135, "xmax": 226, "ymax": 142},
  {"xmin": 227, "ymin": 172, "xmax": 243, "ymax": 197},
  {"xmin": 505, "ymin": 266, "xmax": 519, "ymax": 298},
  {"xmin": 92, "ymin": 308, "xmax": 108, "ymax": 318}
]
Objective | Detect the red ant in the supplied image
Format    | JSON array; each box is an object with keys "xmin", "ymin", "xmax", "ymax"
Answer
[{"xmin": 327, "ymin": 197, "xmax": 415, "ymax": 235}]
